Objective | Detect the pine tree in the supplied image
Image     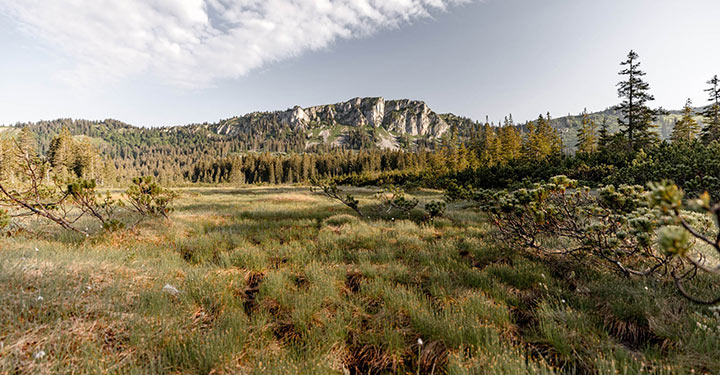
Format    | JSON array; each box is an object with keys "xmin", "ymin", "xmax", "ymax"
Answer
[
  {"xmin": 15, "ymin": 127, "xmax": 38, "ymax": 161},
  {"xmin": 48, "ymin": 128, "xmax": 75, "ymax": 176},
  {"xmin": 614, "ymin": 50, "xmax": 662, "ymax": 152},
  {"xmin": 479, "ymin": 124, "xmax": 501, "ymax": 166},
  {"xmin": 701, "ymin": 75, "xmax": 720, "ymax": 143},
  {"xmin": 522, "ymin": 114, "xmax": 563, "ymax": 160},
  {"xmin": 72, "ymin": 140, "xmax": 101, "ymax": 178},
  {"xmin": 598, "ymin": 117, "xmax": 611, "ymax": 150},
  {"xmin": 576, "ymin": 109, "xmax": 598, "ymax": 153},
  {"xmin": 503, "ymin": 114, "xmax": 514, "ymax": 127},
  {"xmin": 498, "ymin": 125, "xmax": 522, "ymax": 161},
  {"xmin": 671, "ymin": 99, "xmax": 700, "ymax": 143}
]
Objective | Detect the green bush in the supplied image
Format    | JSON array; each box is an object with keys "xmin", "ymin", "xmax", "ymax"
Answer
[
  {"xmin": 124, "ymin": 176, "xmax": 178, "ymax": 219},
  {"xmin": 469, "ymin": 175, "xmax": 720, "ymax": 305},
  {"xmin": 424, "ymin": 201, "xmax": 446, "ymax": 219}
]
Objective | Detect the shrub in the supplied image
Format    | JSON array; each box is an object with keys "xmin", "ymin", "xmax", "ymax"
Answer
[
  {"xmin": 470, "ymin": 175, "xmax": 720, "ymax": 305},
  {"xmin": 67, "ymin": 178, "xmax": 124, "ymax": 231},
  {"xmin": 424, "ymin": 201, "xmax": 446, "ymax": 219},
  {"xmin": 377, "ymin": 185, "xmax": 419, "ymax": 217},
  {"xmin": 311, "ymin": 180, "xmax": 363, "ymax": 217},
  {"xmin": 124, "ymin": 176, "xmax": 178, "ymax": 219},
  {"xmin": 648, "ymin": 181, "xmax": 720, "ymax": 304},
  {"xmin": 473, "ymin": 175, "xmax": 669, "ymax": 278},
  {"xmin": 444, "ymin": 181, "xmax": 473, "ymax": 202}
]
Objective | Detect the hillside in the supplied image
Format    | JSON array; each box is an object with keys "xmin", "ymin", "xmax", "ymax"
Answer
[
  {"xmin": 2, "ymin": 97, "xmax": 706, "ymax": 185},
  {"xmin": 4, "ymin": 98, "xmax": 701, "ymax": 158},
  {"xmin": 550, "ymin": 107, "xmax": 707, "ymax": 150},
  {"xmin": 3, "ymin": 98, "xmax": 459, "ymax": 155}
]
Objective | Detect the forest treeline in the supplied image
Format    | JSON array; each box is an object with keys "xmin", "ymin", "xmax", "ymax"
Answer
[{"xmin": 3, "ymin": 50, "xmax": 720, "ymax": 192}]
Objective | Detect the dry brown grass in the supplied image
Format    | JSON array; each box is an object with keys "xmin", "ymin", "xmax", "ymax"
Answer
[{"xmin": 1, "ymin": 186, "xmax": 717, "ymax": 374}]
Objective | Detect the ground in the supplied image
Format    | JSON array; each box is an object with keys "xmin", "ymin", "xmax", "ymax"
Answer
[{"xmin": 0, "ymin": 186, "xmax": 718, "ymax": 374}]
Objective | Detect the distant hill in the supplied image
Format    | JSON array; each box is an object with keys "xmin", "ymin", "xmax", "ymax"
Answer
[
  {"xmin": 3, "ymin": 97, "xmax": 461, "ymax": 155},
  {"xmin": 1, "ymin": 97, "xmax": 706, "ymax": 173},
  {"xmin": 550, "ymin": 107, "xmax": 707, "ymax": 150}
]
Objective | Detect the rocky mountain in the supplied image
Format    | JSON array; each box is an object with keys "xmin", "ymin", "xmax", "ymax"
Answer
[
  {"xmin": 0, "ymin": 97, "xmax": 458, "ymax": 162},
  {"xmin": 210, "ymin": 97, "xmax": 450, "ymax": 150},
  {"xmin": 217, "ymin": 97, "xmax": 448, "ymax": 136},
  {"xmin": 3, "ymin": 98, "xmax": 700, "ymax": 155}
]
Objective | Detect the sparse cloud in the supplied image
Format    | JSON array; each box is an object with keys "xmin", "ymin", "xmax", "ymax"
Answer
[{"xmin": 0, "ymin": 0, "xmax": 469, "ymax": 87}]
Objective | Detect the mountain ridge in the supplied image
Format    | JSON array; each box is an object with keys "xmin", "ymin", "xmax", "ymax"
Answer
[{"xmin": 1, "ymin": 97, "xmax": 703, "ymax": 153}]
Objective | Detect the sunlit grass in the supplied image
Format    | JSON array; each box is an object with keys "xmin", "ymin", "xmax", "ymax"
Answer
[{"xmin": 0, "ymin": 186, "xmax": 718, "ymax": 374}]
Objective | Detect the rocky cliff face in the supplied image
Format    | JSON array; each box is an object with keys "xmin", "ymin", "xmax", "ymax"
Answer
[
  {"xmin": 216, "ymin": 97, "xmax": 449, "ymax": 139},
  {"xmin": 286, "ymin": 97, "xmax": 449, "ymax": 137}
]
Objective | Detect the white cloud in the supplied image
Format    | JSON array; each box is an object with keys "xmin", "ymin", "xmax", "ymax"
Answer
[{"xmin": 0, "ymin": 0, "xmax": 469, "ymax": 87}]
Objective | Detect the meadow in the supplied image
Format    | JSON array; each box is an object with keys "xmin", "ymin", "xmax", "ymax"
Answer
[{"xmin": 1, "ymin": 186, "xmax": 718, "ymax": 374}]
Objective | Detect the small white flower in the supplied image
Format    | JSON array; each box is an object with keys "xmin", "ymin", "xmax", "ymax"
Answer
[
  {"xmin": 34, "ymin": 350, "xmax": 46, "ymax": 360},
  {"xmin": 86, "ymin": 286, "xmax": 92, "ymax": 290},
  {"xmin": 35, "ymin": 247, "xmax": 39, "ymax": 252},
  {"xmin": 417, "ymin": 338, "xmax": 423, "ymax": 346},
  {"xmin": 162, "ymin": 284, "xmax": 181, "ymax": 296},
  {"xmin": 36, "ymin": 296, "xmax": 44, "ymax": 301},
  {"xmin": 644, "ymin": 286, "xmax": 649, "ymax": 290},
  {"xmin": 561, "ymin": 299, "xmax": 566, "ymax": 304}
]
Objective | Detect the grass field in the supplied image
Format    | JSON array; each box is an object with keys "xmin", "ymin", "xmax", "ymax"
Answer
[{"xmin": 1, "ymin": 186, "xmax": 719, "ymax": 374}]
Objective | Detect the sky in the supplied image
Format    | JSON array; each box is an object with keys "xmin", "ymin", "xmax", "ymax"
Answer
[{"xmin": 1, "ymin": 0, "xmax": 720, "ymax": 127}]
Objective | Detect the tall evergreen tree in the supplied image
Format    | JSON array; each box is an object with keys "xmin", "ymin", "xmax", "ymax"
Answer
[
  {"xmin": 15, "ymin": 127, "xmax": 38, "ymax": 161},
  {"xmin": 498, "ymin": 126, "xmax": 522, "ymax": 161},
  {"xmin": 576, "ymin": 109, "xmax": 598, "ymax": 153},
  {"xmin": 701, "ymin": 75, "xmax": 720, "ymax": 143},
  {"xmin": 598, "ymin": 117, "xmax": 611, "ymax": 150},
  {"xmin": 614, "ymin": 50, "xmax": 662, "ymax": 152},
  {"xmin": 479, "ymin": 124, "xmax": 501, "ymax": 166},
  {"xmin": 48, "ymin": 128, "xmax": 75, "ymax": 176},
  {"xmin": 522, "ymin": 114, "xmax": 563, "ymax": 160},
  {"xmin": 671, "ymin": 99, "xmax": 700, "ymax": 143}
]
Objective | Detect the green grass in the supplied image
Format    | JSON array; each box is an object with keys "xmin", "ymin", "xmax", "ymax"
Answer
[{"xmin": 0, "ymin": 186, "xmax": 718, "ymax": 374}]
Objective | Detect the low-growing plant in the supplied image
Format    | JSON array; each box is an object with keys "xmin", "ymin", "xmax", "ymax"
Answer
[
  {"xmin": 314, "ymin": 180, "xmax": 448, "ymax": 224},
  {"xmin": 649, "ymin": 180, "xmax": 720, "ymax": 304},
  {"xmin": 124, "ymin": 176, "xmax": 178, "ymax": 219},
  {"xmin": 377, "ymin": 185, "xmax": 419, "ymax": 217},
  {"xmin": 425, "ymin": 200, "xmax": 446, "ymax": 219},
  {"xmin": 474, "ymin": 176, "xmax": 670, "ymax": 277},
  {"xmin": 472, "ymin": 175, "xmax": 720, "ymax": 305},
  {"xmin": 444, "ymin": 180, "xmax": 473, "ymax": 202},
  {"xmin": 67, "ymin": 178, "xmax": 125, "ymax": 230},
  {"xmin": 311, "ymin": 180, "xmax": 363, "ymax": 217},
  {"xmin": 0, "ymin": 131, "xmax": 176, "ymax": 236}
]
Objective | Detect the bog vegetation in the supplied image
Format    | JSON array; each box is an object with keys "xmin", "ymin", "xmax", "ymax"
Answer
[{"xmin": 1, "ymin": 50, "xmax": 720, "ymax": 374}]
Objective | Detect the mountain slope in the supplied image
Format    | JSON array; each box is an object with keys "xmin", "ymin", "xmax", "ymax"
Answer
[
  {"xmin": 550, "ymin": 107, "xmax": 708, "ymax": 150},
  {"xmin": 209, "ymin": 97, "xmax": 450, "ymax": 150},
  {"xmin": 3, "ymin": 97, "xmax": 704, "ymax": 157}
]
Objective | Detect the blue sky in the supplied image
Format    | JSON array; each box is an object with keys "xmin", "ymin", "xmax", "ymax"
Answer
[{"xmin": 1, "ymin": 0, "xmax": 719, "ymax": 127}]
